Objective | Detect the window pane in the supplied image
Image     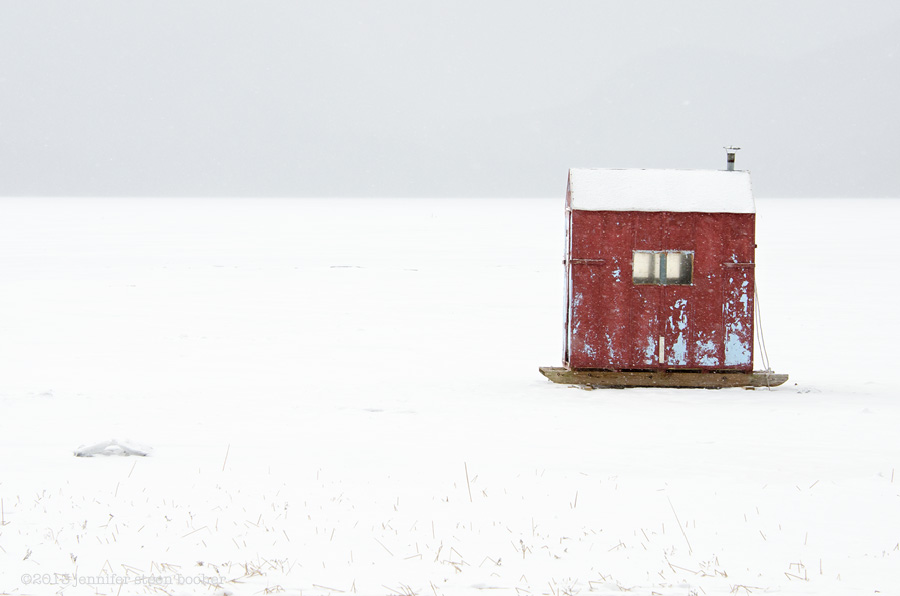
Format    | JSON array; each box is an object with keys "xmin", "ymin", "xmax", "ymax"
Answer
[
  {"xmin": 632, "ymin": 251, "xmax": 660, "ymax": 284},
  {"xmin": 666, "ymin": 252, "xmax": 693, "ymax": 285}
]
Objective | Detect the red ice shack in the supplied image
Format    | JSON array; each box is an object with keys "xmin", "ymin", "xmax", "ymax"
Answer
[{"xmin": 562, "ymin": 167, "xmax": 758, "ymax": 373}]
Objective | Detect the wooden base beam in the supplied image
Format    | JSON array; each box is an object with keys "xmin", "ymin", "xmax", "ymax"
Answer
[{"xmin": 539, "ymin": 367, "xmax": 789, "ymax": 389}]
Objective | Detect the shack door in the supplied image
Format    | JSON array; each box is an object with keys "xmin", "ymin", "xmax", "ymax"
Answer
[{"xmin": 632, "ymin": 250, "xmax": 694, "ymax": 368}]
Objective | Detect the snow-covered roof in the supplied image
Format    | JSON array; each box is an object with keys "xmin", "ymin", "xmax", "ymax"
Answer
[{"xmin": 567, "ymin": 168, "xmax": 755, "ymax": 213}]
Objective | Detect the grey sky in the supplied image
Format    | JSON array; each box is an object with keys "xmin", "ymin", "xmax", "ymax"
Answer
[{"xmin": 2, "ymin": 1, "xmax": 899, "ymax": 197}]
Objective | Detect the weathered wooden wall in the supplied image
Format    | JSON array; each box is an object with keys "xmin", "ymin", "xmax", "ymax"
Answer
[{"xmin": 564, "ymin": 209, "xmax": 755, "ymax": 371}]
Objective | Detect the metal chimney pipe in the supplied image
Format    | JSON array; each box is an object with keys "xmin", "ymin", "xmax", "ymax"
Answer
[{"xmin": 725, "ymin": 146, "xmax": 740, "ymax": 171}]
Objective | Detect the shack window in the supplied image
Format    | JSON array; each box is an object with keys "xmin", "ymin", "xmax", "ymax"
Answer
[{"xmin": 632, "ymin": 251, "xmax": 693, "ymax": 285}]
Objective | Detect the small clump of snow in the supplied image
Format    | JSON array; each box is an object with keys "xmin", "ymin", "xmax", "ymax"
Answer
[{"xmin": 74, "ymin": 439, "xmax": 150, "ymax": 457}]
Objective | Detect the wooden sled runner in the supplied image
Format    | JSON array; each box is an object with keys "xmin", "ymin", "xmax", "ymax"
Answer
[{"xmin": 539, "ymin": 367, "xmax": 789, "ymax": 389}]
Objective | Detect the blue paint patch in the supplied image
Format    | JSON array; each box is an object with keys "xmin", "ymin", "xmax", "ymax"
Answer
[
  {"xmin": 671, "ymin": 334, "xmax": 687, "ymax": 365},
  {"xmin": 605, "ymin": 333, "xmax": 619, "ymax": 361},
  {"xmin": 672, "ymin": 299, "xmax": 688, "ymax": 330},
  {"xmin": 666, "ymin": 298, "xmax": 689, "ymax": 365},
  {"xmin": 724, "ymin": 332, "xmax": 751, "ymax": 366},
  {"xmin": 696, "ymin": 336, "xmax": 718, "ymax": 366},
  {"xmin": 643, "ymin": 336, "xmax": 656, "ymax": 364}
]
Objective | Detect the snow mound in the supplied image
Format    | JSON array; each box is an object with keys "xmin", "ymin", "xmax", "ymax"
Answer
[{"xmin": 74, "ymin": 439, "xmax": 151, "ymax": 457}]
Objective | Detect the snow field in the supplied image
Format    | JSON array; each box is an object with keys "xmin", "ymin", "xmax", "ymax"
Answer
[{"xmin": 0, "ymin": 197, "xmax": 898, "ymax": 595}]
